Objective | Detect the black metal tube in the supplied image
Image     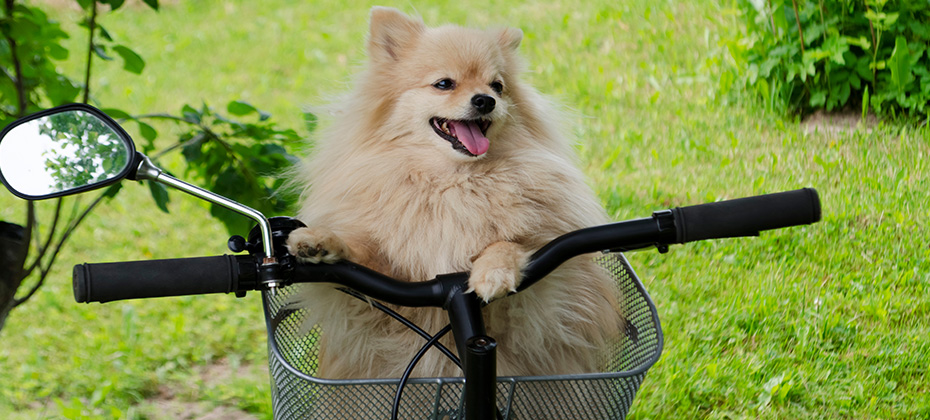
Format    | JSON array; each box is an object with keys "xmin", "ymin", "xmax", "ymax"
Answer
[
  {"xmin": 443, "ymin": 275, "xmax": 486, "ymax": 359},
  {"xmin": 438, "ymin": 275, "xmax": 498, "ymax": 420},
  {"xmin": 286, "ymin": 214, "xmax": 678, "ymax": 306},
  {"xmin": 519, "ymin": 215, "xmax": 675, "ymax": 292},
  {"xmin": 464, "ymin": 335, "xmax": 498, "ymax": 420},
  {"xmin": 290, "ymin": 262, "xmax": 451, "ymax": 307}
]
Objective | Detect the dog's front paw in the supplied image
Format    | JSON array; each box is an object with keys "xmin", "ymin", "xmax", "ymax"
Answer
[
  {"xmin": 285, "ymin": 227, "xmax": 350, "ymax": 264},
  {"xmin": 468, "ymin": 242, "xmax": 528, "ymax": 302}
]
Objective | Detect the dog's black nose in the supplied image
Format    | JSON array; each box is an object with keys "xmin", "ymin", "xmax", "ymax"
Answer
[{"xmin": 471, "ymin": 94, "xmax": 496, "ymax": 115}]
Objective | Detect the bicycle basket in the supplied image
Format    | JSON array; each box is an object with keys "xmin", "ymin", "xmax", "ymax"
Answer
[{"xmin": 262, "ymin": 252, "xmax": 663, "ymax": 419}]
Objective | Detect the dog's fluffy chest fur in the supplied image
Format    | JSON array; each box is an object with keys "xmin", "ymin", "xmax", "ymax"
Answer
[
  {"xmin": 382, "ymin": 166, "xmax": 536, "ymax": 278},
  {"xmin": 301, "ymin": 151, "xmax": 585, "ymax": 282}
]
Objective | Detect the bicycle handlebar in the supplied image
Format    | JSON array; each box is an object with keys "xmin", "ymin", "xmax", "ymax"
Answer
[
  {"xmin": 518, "ymin": 188, "xmax": 821, "ymax": 291},
  {"xmin": 73, "ymin": 188, "xmax": 821, "ymax": 304},
  {"xmin": 290, "ymin": 262, "xmax": 453, "ymax": 308}
]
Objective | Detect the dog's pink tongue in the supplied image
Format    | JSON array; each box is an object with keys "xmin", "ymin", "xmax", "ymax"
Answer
[{"xmin": 450, "ymin": 121, "xmax": 489, "ymax": 156}]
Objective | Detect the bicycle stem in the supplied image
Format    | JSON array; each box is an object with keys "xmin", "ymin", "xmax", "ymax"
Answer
[{"xmin": 441, "ymin": 272, "xmax": 498, "ymax": 420}]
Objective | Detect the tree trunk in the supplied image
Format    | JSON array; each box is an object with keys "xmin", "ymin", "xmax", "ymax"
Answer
[{"xmin": 0, "ymin": 221, "xmax": 28, "ymax": 332}]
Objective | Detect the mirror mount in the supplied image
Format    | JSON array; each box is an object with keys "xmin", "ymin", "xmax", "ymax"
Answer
[{"xmin": 127, "ymin": 152, "xmax": 159, "ymax": 181}]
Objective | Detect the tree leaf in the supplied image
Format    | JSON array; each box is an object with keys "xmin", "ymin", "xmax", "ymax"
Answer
[
  {"xmin": 103, "ymin": 183, "xmax": 123, "ymax": 199},
  {"xmin": 227, "ymin": 100, "xmax": 258, "ymax": 116},
  {"xmin": 888, "ymin": 36, "xmax": 914, "ymax": 90},
  {"xmin": 100, "ymin": 0, "xmax": 126, "ymax": 10},
  {"xmin": 113, "ymin": 45, "xmax": 145, "ymax": 74},
  {"xmin": 861, "ymin": 85, "xmax": 870, "ymax": 120},
  {"xmin": 45, "ymin": 76, "xmax": 81, "ymax": 105},
  {"xmin": 181, "ymin": 135, "xmax": 204, "ymax": 163},
  {"xmin": 837, "ymin": 83, "xmax": 851, "ymax": 107},
  {"xmin": 141, "ymin": 0, "xmax": 159, "ymax": 11},
  {"xmin": 48, "ymin": 44, "xmax": 69, "ymax": 60},
  {"xmin": 101, "ymin": 108, "xmax": 131, "ymax": 119},
  {"xmin": 181, "ymin": 104, "xmax": 201, "ymax": 123},
  {"xmin": 136, "ymin": 120, "xmax": 157, "ymax": 142},
  {"xmin": 303, "ymin": 111, "xmax": 318, "ymax": 133},
  {"xmin": 856, "ymin": 56, "xmax": 873, "ymax": 81},
  {"xmin": 810, "ymin": 90, "xmax": 826, "ymax": 107},
  {"xmin": 97, "ymin": 24, "xmax": 113, "ymax": 42},
  {"xmin": 147, "ymin": 181, "xmax": 170, "ymax": 213},
  {"xmin": 92, "ymin": 44, "xmax": 113, "ymax": 61},
  {"xmin": 228, "ymin": 100, "xmax": 271, "ymax": 121},
  {"xmin": 210, "ymin": 203, "xmax": 251, "ymax": 236},
  {"xmin": 847, "ymin": 71, "xmax": 860, "ymax": 90}
]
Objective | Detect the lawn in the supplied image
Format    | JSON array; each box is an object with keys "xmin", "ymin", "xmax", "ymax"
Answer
[{"xmin": 0, "ymin": 0, "xmax": 927, "ymax": 419}]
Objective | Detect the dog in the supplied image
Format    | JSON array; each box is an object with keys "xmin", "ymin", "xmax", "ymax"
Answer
[{"xmin": 285, "ymin": 7, "xmax": 622, "ymax": 385}]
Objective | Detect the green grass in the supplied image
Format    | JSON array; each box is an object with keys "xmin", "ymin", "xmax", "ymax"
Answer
[{"xmin": 1, "ymin": 0, "xmax": 928, "ymax": 418}]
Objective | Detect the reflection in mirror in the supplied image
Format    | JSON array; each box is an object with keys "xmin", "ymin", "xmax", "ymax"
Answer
[{"xmin": 0, "ymin": 110, "xmax": 133, "ymax": 198}]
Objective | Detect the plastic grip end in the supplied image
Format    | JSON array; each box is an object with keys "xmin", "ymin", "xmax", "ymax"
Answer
[{"xmin": 73, "ymin": 264, "xmax": 89, "ymax": 303}]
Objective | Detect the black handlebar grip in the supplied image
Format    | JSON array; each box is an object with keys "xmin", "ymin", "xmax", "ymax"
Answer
[
  {"xmin": 73, "ymin": 255, "xmax": 244, "ymax": 303},
  {"xmin": 670, "ymin": 188, "xmax": 821, "ymax": 243}
]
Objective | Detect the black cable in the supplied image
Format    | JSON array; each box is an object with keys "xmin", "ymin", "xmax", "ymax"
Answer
[
  {"xmin": 391, "ymin": 324, "xmax": 452, "ymax": 420},
  {"xmin": 338, "ymin": 288, "xmax": 461, "ymax": 367},
  {"xmin": 339, "ymin": 289, "xmax": 503, "ymax": 419}
]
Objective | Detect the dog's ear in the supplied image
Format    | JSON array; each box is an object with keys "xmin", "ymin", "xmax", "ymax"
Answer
[
  {"xmin": 497, "ymin": 27, "xmax": 523, "ymax": 52},
  {"xmin": 368, "ymin": 7, "xmax": 425, "ymax": 63}
]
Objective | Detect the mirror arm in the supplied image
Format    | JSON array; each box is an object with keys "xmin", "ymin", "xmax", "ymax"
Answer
[{"xmin": 128, "ymin": 153, "xmax": 277, "ymax": 264}]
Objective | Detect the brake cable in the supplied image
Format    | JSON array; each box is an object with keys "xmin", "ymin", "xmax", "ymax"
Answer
[{"xmin": 339, "ymin": 288, "xmax": 461, "ymax": 367}]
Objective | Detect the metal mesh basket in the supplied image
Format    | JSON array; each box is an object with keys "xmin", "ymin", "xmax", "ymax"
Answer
[{"xmin": 262, "ymin": 252, "xmax": 663, "ymax": 419}]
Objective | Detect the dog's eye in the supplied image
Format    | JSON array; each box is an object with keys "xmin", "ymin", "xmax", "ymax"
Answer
[
  {"xmin": 490, "ymin": 81, "xmax": 504, "ymax": 95},
  {"xmin": 433, "ymin": 78, "xmax": 456, "ymax": 91}
]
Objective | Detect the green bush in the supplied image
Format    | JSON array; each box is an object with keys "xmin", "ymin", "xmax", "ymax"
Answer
[{"xmin": 726, "ymin": 0, "xmax": 929, "ymax": 119}]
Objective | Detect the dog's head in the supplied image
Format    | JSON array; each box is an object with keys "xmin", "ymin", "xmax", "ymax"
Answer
[{"xmin": 361, "ymin": 7, "xmax": 524, "ymax": 162}]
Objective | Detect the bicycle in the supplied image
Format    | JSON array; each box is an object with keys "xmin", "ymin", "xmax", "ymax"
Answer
[{"xmin": 0, "ymin": 103, "xmax": 821, "ymax": 419}]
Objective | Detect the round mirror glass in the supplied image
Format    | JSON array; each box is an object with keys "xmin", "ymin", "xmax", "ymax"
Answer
[{"xmin": 0, "ymin": 109, "xmax": 134, "ymax": 199}]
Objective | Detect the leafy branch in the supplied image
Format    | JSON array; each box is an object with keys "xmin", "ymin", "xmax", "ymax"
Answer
[
  {"xmin": 0, "ymin": 0, "xmax": 306, "ymax": 329},
  {"xmin": 114, "ymin": 101, "xmax": 303, "ymax": 233}
]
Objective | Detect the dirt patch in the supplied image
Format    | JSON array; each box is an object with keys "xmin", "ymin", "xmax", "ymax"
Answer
[
  {"xmin": 802, "ymin": 109, "xmax": 878, "ymax": 135},
  {"xmin": 138, "ymin": 359, "xmax": 266, "ymax": 420},
  {"xmin": 138, "ymin": 400, "xmax": 260, "ymax": 420}
]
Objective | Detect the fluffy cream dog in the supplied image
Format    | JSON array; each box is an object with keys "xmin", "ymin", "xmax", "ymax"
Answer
[{"xmin": 286, "ymin": 7, "xmax": 621, "ymax": 381}]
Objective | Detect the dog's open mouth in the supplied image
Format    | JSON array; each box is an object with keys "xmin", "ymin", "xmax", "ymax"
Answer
[{"xmin": 430, "ymin": 117, "xmax": 492, "ymax": 157}]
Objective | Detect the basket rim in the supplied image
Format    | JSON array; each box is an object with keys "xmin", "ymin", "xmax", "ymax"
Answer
[{"xmin": 262, "ymin": 252, "xmax": 664, "ymax": 387}]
